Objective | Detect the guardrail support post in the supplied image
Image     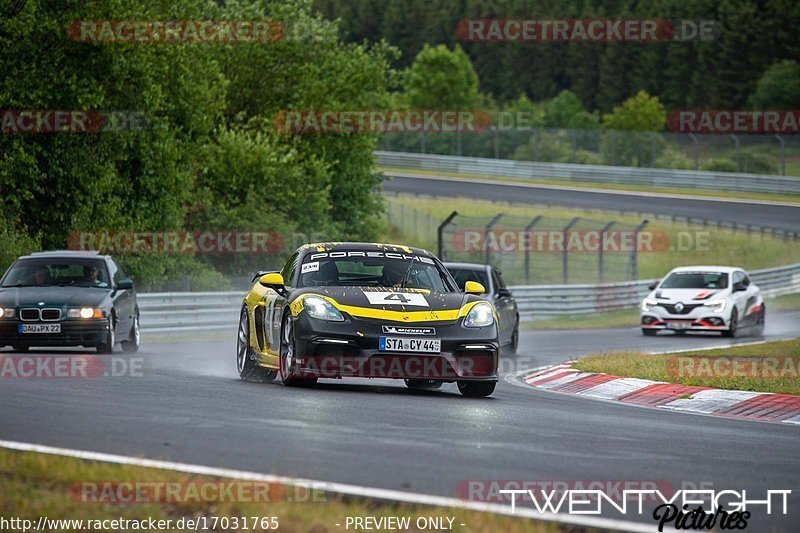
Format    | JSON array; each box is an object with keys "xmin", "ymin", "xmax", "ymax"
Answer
[
  {"xmin": 524, "ymin": 215, "xmax": 543, "ymax": 284},
  {"xmin": 688, "ymin": 133, "xmax": 699, "ymax": 170},
  {"xmin": 730, "ymin": 134, "xmax": 740, "ymax": 171},
  {"xmin": 562, "ymin": 217, "xmax": 581, "ymax": 284},
  {"xmin": 775, "ymin": 134, "xmax": 785, "ymax": 176},
  {"xmin": 437, "ymin": 211, "xmax": 459, "ymax": 260},
  {"xmin": 598, "ymin": 220, "xmax": 616, "ymax": 283},
  {"xmin": 626, "ymin": 220, "xmax": 649, "ymax": 280},
  {"xmin": 483, "ymin": 213, "xmax": 505, "ymax": 265}
]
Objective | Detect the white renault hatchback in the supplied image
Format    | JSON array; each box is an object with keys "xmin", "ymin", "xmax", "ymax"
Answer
[{"xmin": 640, "ymin": 266, "xmax": 765, "ymax": 337}]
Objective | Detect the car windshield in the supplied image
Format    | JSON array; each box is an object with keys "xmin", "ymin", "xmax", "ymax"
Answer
[
  {"xmin": 448, "ymin": 268, "xmax": 489, "ymax": 289},
  {"xmin": 297, "ymin": 253, "xmax": 455, "ymax": 292},
  {"xmin": 1, "ymin": 258, "xmax": 111, "ymax": 288},
  {"xmin": 661, "ymin": 271, "xmax": 728, "ymax": 289}
]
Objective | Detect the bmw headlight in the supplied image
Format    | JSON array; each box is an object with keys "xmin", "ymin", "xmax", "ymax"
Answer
[
  {"xmin": 704, "ymin": 299, "xmax": 726, "ymax": 313},
  {"xmin": 0, "ymin": 308, "xmax": 14, "ymax": 318},
  {"xmin": 464, "ymin": 302, "xmax": 494, "ymax": 328},
  {"xmin": 303, "ymin": 296, "xmax": 344, "ymax": 322},
  {"xmin": 68, "ymin": 307, "xmax": 104, "ymax": 319},
  {"xmin": 641, "ymin": 298, "xmax": 658, "ymax": 312}
]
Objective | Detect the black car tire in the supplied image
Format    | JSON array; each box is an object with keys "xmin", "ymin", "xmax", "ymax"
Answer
[
  {"xmin": 754, "ymin": 306, "xmax": 766, "ymax": 336},
  {"xmin": 457, "ymin": 380, "xmax": 496, "ymax": 398},
  {"xmin": 121, "ymin": 313, "xmax": 140, "ymax": 353},
  {"xmin": 237, "ymin": 308, "xmax": 276, "ymax": 382},
  {"xmin": 508, "ymin": 323, "xmax": 519, "ymax": 354},
  {"xmin": 404, "ymin": 379, "xmax": 443, "ymax": 391},
  {"xmin": 722, "ymin": 309, "xmax": 738, "ymax": 338},
  {"xmin": 642, "ymin": 329, "xmax": 657, "ymax": 336},
  {"xmin": 279, "ymin": 315, "xmax": 317, "ymax": 387},
  {"xmin": 97, "ymin": 313, "xmax": 115, "ymax": 354}
]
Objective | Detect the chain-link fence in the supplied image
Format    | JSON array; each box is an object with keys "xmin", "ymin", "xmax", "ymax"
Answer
[
  {"xmin": 430, "ymin": 212, "xmax": 649, "ymax": 285},
  {"xmin": 379, "ymin": 128, "xmax": 800, "ymax": 176}
]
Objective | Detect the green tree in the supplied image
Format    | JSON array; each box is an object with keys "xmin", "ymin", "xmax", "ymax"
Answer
[
  {"xmin": 748, "ymin": 60, "xmax": 800, "ymax": 109},
  {"xmin": 603, "ymin": 91, "xmax": 666, "ymax": 131},
  {"xmin": 405, "ymin": 44, "xmax": 481, "ymax": 109}
]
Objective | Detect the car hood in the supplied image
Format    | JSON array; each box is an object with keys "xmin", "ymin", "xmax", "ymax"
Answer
[
  {"xmin": 292, "ymin": 286, "xmax": 481, "ymax": 322},
  {"xmin": 0, "ymin": 286, "xmax": 111, "ymax": 308},
  {"xmin": 650, "ymin": 287, "xmax": 728, "ymax": 302}
]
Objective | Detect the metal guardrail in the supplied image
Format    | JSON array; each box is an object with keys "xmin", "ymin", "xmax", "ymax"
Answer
[
  {"xmin": 376, "ymin": 151, "xmax": 800, "ymax": 195},
  {"xmin": 510, "ymin": 263, "xmax": 800, "ymax": 319},
  {"xmin": 138, "ymin": 292, "xmax": 242, "ymax": 332},
  {"xmin": 137, "ymin": 264, "xmax": 800, "ymax": 330}
]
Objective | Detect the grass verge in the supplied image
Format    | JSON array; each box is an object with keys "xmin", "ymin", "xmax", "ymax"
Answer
[
  {"xmin": 573, "ymin": 338, "xmax": 800, "ymax": 395},
  {"xmin": 0, "ymin": 448, "xmax": 557, "ymax": 533}
]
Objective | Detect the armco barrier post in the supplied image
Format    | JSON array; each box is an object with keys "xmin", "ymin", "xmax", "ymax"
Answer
[
  {"xmin": 626, "ymin": 220, "xmax": 649, "ymax": 280},
  {"xmin": 524, "ymin": 215, "xmax": 543, "ymax": 284},
  {"xmin": 598, "ymin": 220, "xmax": 616, "ymax": 283},
  {"xmin": 562, "ymin": 217, "xmax": 581, "ymax": 284},
  {"xmin": 483, "ymin": 213, "xmax": 505, "ymax": 266},
  {"xmin": 437, "ymin": 211, "xmax": 458, "ymax": 260}
]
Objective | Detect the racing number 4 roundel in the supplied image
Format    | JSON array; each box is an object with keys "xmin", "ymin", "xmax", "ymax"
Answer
[{"xmin": 363, "ymin": 291, "xmax": 429, "ymax": 307}]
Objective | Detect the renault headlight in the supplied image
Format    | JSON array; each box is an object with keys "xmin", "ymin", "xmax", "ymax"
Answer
[
  {"xmin": 704, "ymin": 299, "xmax": 726, "ymax": 313},
  {"xmin": 303, "ymin": 296, "xmax": 344, "ymax": 322},
  {"xmin": 464, "ymin": 302, "xmax": 494, "ymax": 328},
  {"xmin": 641, "ymin": 298, "xmax": 658, "ymax": 312}
]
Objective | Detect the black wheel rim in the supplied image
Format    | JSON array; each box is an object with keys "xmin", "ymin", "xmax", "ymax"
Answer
[{"xmin": 236, "ymin": 311, "xmax": 248, "ymax": 373}]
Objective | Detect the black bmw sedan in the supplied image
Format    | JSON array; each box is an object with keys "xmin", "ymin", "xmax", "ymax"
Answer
[{"xmin": 0, "ymin": 251, "xmax": 139, "ymax": 353}]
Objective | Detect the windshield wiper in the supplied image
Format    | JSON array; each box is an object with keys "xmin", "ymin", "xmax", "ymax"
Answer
[{"xmin": 398, "ymin": 258, "xmax": 416, "ymax": 288}]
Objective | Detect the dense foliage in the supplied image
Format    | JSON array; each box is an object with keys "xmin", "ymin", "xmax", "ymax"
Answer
[{"xmin": 0, "ymin": 0, "xmax": 396, "ymax": 287}]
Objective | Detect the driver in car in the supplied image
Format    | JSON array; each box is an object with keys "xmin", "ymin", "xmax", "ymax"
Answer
[{"xmin": 84, "ymin": 266, "xmax": 109, "ymax": 288}]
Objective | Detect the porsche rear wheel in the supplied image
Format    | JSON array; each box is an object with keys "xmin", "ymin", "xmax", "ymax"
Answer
[
  {"xmin": 457, "ymin": 380, "xmax": 496, "ymax": 398},
  {"xmin": 237, "ymin": 308, "xmax": 276, "ymax": 382},
  {"xmin": 279, "ymin": 315, "xmax": 317, "ymax": 387}
]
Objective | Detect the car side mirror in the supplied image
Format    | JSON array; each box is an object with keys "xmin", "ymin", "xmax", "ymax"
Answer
[
  {"xmin": 648, "ymin": 280, "xmax": 659, "ymax": 290},
  {"xmin": 733, "ymin": 282, "xmax": 747, "ymax": 292},
  {"xmin": 496, "ymin": 288, "xmax": 512, "ymax": 298},
  {"xmin": 259, "ymin": 272, "xmax": 285, "ymax": 294},
  {"xmin": 465, "ymin": 281, "xmax": 485, "ymax": 294},
  {"xmin": 117, "ymin": 279, "xmax": 134, "ymax": 290}
]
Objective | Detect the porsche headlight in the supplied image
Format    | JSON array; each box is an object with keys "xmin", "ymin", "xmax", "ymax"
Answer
[
  {"xmin": 464, "ymin": 302, "xmax": 494, "ymax": 328},
  {"xmin": 303, "ymin": 296, "xmax": 344, "ymax": 322},
  {"xmin": 641, "ymin": 298, "xmax": 658, "ymax": 312},
  {"xmin": 704, "ymin": 299, "xmax": 726, "ymax": 313}
]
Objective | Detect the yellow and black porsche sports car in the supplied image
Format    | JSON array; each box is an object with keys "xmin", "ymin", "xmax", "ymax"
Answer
[{"xmin": 236, "ymin": 242, "xmax": 500, "ymax": 397}]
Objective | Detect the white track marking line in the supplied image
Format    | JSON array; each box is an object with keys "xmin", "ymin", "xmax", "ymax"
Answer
[
  {"xmin": 385, "ymin": 172, "xmax": 800, "ymax": 208},
  {"xmin": 577, "ymin": 377, "xmax": 659, "ymax": 400},
  {"xmin": 0, "ymin": 439, "xmax": 662, "ymax": 533},
  {"xmin": 660, "ymin": 389, "xmax": 767, "ymax": 414}
]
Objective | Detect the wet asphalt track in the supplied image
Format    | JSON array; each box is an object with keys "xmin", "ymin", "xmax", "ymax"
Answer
[
  {"xmin": 2, "ymin": 311, "xmax": 799, "ymax": 531},
  {"xmin": 382, "ymin": 173, "xmax": 800, "ymax": 234}
]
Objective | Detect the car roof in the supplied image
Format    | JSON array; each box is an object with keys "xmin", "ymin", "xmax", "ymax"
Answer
[
  {"xmin": 668, "ymin": 265, "xmax": 740, "ymax": 274},
  {"xmin": 300, "ymin": 242, "xmax": 435, "ymax": 257},
  {"xmin": 443, "ymin": 262, "xmax": 491, "ymax": 271},
  {"xmin": 20, "ymin": 250, "xmax": 107, "ymax": 260}
]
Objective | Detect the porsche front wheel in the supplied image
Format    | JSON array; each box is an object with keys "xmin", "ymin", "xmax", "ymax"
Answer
[
  {"xmin": 279, "ymin": 315, "xmax": 317, "ymax": 387},
  {"xmin": 237, "ymin": 308, "xmax": 275, "ymax": 382}
]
